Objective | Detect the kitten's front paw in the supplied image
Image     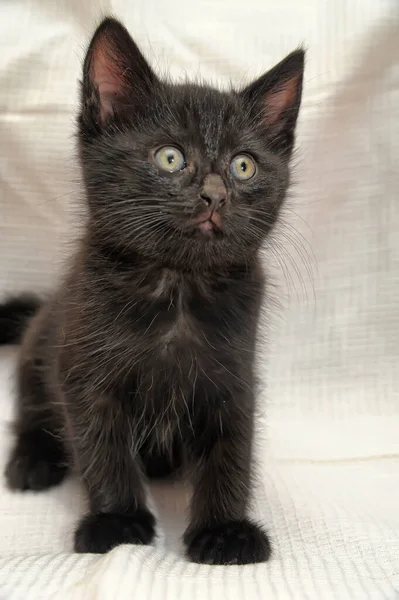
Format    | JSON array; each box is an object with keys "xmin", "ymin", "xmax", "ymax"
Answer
[
  {"xmin": 5, "ymin": 431, "xmax": 68, "ymax": 491},
  {"xmin": 184, "ymin": 519, "xmax": 271, "ymax": 565},
  {"xmin": 74, "ymin": 509, "xmax": 156, "ymax": 553}
]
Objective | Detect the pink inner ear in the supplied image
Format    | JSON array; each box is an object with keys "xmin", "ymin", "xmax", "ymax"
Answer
[
  {"xmin": 264, "ymin": 74, "xmax": 300, "ymax": 126},
  {"xmin": 91, "ymin": 42, "xmax": 124, "ymax": 122}
]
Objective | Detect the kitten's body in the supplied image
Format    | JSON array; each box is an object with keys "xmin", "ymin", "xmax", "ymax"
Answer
[{"xmin": 1, "ymin": 18, "xmax": 304, "ymax": 564}]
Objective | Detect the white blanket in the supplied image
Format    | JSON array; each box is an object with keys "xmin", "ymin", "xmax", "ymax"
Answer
[{"xmin": 1, "ymin": 0, "xmax": 399, "ymax": 598}]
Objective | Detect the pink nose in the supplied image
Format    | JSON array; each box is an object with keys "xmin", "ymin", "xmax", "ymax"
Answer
[{"xmin": 200, "ymin": 174, "xmax": 228, "ymax": 211}]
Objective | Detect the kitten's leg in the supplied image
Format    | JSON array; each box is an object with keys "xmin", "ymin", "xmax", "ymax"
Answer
[
  {"xmin": 184, "ymin": 386, "xmax": 271, "ymax": 565},
  {"xmin": 67, "ymin": 394, "xmax": 156, "ymax": 553},
  {"xmin": 5, "ymin": 321, "xmax": 68, "ymax": 491}
]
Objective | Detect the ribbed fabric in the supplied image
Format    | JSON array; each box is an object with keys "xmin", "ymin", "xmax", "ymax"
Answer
[{"xmin": 1, "ymin": 0, "xmax": 399, "ymax": 598}]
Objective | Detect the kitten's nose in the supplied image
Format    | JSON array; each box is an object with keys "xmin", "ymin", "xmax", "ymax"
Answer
[{"xmin": 200, "ymin": 174, "xmax": 228, "ymax": 210}]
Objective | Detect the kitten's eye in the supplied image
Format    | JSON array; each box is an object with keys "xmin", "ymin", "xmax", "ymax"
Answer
[
  {"xmin": 230, "ymin": 154, "xmax": 256, "ymax": 180},
  {"xmin": 154, "ymin": 146, "xmax": 186, "ymax": 173}
]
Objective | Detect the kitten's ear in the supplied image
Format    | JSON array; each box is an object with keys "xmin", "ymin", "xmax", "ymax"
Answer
[
  {"xmin": 241, "ymin": 50, "xmax": 304, "ymax": 154},
  {"xmin": 81, "ymin": 18, "xmax": 157, "ymax": 128}
]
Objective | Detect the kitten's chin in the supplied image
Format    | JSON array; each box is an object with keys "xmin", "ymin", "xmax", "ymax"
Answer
[
  {"xmin": 197, "ymin": 220, "xmax": 214, "ymax": 235},
  {"xmin": 196, "ymin": 221, "xmax": 224, "ymax": 239}
]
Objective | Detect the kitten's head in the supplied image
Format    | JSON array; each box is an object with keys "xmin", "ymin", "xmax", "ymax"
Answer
[{"xmin": 79, "ymin": 18, "xmax": 304, "ymax": 270}]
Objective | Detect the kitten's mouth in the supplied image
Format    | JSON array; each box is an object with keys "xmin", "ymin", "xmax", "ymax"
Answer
[{"xmin": 187, "ymin": 211, "xmax": 224, "ymax": 238}]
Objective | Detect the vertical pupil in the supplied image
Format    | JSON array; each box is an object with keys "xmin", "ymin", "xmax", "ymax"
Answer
[
  {"xmin": 167, "ymin": 153, "xmax": 175, "ymax": 164},
  {"xmin": 241, "ymin": 161, "xmax": 247, "ymax": 172}
]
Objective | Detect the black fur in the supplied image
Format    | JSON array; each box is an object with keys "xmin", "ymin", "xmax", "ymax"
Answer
[
  {"xmin": 5, "ymin": 429, "xmax": 68, "ymax": 491},
  {"xmin": 75, "ymin": 509, "xmax": 156, "ymax": 554},
  {"xmin": 184, "ymin": 519, "xmax": 271, "ymax": 565},
  {"xmin": 1, "ymin": 18, "xmax": 304, "ymax": 564},
  {"xmin": 0, "ymin": 295, "xmax": 41, "ymax": 344}
]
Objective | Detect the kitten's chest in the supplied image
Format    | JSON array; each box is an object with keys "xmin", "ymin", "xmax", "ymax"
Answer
[
  {"xmin": 130, "ymin": 266, "xmax": 252, "ymax": 364},
  {"xmin": 159, "ymin": 311, "xmax": 196, "ymax": 354},
  {"xmin": 153, "ymin": 274, "xmax": 201, "ymax": 359}
]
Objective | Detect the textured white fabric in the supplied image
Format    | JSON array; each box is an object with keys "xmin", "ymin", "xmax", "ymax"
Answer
[{"xmin": 1, "ymin": 0, "xmax": 399, "ymax": 598}]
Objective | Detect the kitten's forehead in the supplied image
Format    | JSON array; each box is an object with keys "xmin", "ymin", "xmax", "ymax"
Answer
[{"xmin": 162, "ymin": 84, "xmax": 242, "ymax": 159}]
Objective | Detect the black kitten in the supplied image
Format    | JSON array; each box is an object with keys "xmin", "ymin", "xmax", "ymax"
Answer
[{"xmin": 1, "ymin": 18, "xmax": 304, "ymax": 564}]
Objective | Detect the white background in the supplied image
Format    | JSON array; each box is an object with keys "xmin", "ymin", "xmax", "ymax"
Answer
[{"xmin": 0, "ymin": 1, "xmax": 399, "ymax": 598}]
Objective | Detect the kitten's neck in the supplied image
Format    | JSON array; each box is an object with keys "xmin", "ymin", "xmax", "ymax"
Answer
[{"xmin": 86, "ymin": 234, "xmax": 259, "ymax": 278}]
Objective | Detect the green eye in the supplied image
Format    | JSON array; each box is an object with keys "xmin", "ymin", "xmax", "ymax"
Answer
[
  {"xmin": 154, "ymin": 146, "xmax": 186, "ymax": 172},
  {"xmin": 230, "ymin": 154, "xmax": 256, "ymax": 180}
]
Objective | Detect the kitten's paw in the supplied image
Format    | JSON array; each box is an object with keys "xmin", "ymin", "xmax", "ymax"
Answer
[
  {"xmin": 5, "ymin": 431, "xmax": 68, "ymax": 491},
  {"xmin": 74, "ymin": 509, "xmax": 156, "ymax": 553},
  {"xmin": 184, "ymin": 519, "xmax": 271, "ymax": 565}
]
